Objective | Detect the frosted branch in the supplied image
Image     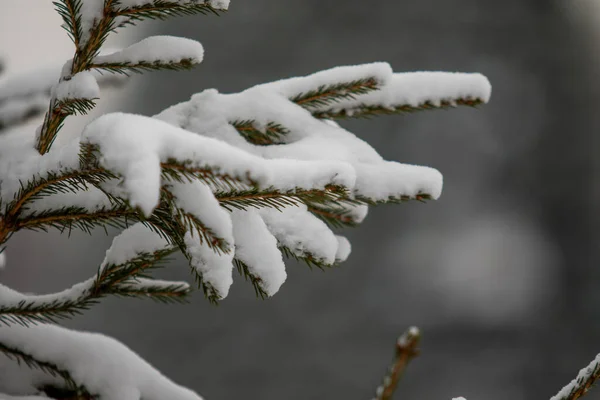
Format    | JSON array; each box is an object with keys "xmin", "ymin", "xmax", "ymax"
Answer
[
  {"xmin": 551, "ymin": 354, "xmax": 600, "ymax": 400},
  {"xmin": 312, "ymin": 72, "xmax": 492, "ymax": 120},
  {"xmin": 0, "ymin": 224, "xmax": 187, "ymax": 326},
  {"xmin": 0, "ymin": 323, "xmax": 203, "ymax": 400}
]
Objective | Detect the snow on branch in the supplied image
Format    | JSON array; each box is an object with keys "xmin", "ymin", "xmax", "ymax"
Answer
[
  {"xmin": 231, "ymin": 209, "xmax": 286, "ymax": 297},
  {"xmin": 109, "ymin": 0, "xmax": 229, "ymax": 26},
  {"xmin": 0, "ymin": 323, "xmax": 203, "ymax": 400},
  {"xmin": 35, "ymin": 0, "xmax": 219, "ymax": 154},
  {"xmin": 0, "ymin": 65, "xmax": 123, "ymax": 132},
  {"xmin": 0, "ymin": 1, "xmax": 503, "ymax": 399},
  {"xmin": 260, "ymin": 205, "xmax": 341, "ymax": 268},
  {"xmin": 311, "ymin": 72, "xmax": 492, "ymax": 120},
  {"xmin": 90, "ymin": 36, "xmax": 204, "ymax": 74},
  {"xmin": 155, "ymin": 75, "xmax": 443, "ymax": 203},
  {"xmin": 260, "ymin": 62, "xmax": 393, "ymax": 110},
  {"xmin": 81, "ymin": 112, "xmax": 357, "ymax": 216},
  {"xmin": 0, "ymin": 61, "xmax": 480, "ymax": 304},
  {"xmin": 0, "ymin": 223, "xmax": 188, "ymax": 326},
  {"xmin": 551, "ymin": 354, "xmax": 600, "ymax": 400}
]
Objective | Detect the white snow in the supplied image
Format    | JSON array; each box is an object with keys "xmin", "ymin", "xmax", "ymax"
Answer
[
  {"xmin": 322, "ymin": 72, "xmax": 492, "ymax": 116},
  {"xmin": 0, "ymin": 25, "xmax": 495, "ymax": 398},
  {"xmin": 81, "ymin": 112, "xmax": 357, "ymax": 216},
  {"xmin": 0, "ymin": 324, "xmax": 204, "ymax": 400},
  {"xmin": 114, "ymin": 0, "xmax": 229, "ymax": 10},
  {"xmin": 335, "ymin": 235, "xmax": 351, "ymax": 263},
  {"xmin": 355, "ymin": 161, "xmax": 443, "ymax": 201},
  {"xmin": 184, "ymin": 232, "xmax": 234, "ymax": 299},
  {"xmin": 168, "ymin": 181, "xmax": 233, "ymax": 249},
  {"xmin": 258, "ymin": 62, "xmax": 393, "ymax": 101},
  {"xmin": 230, "ymin": 210, "xmax": 286, "ymax": 296},
  {"xmin": 115, "ymin": 277, "xmax": 190, "ymax": 293},
  {"xmin": 0, "ymin": 95, "xmax": 48, "ymax": 128},
  {"xmin": 550, "ymin": 354, "xmax": 600, "ymax": 400},
  {"xmin": 0, "ymin": 224, "xmax": 184, "ymax": 321},
  {"xmin": 206, "ymin": 0, "xmax": 230, "ymax": 9},
  {"xmin": 259, "ymin": 205, "xmax": 340, "ymax": 265},
  {"xmin": 0, "ymin": 60, "xmax": 123, "ymax": 104},
  {"xmin": 19, "ymin": 186, "xmax": 113, "ymax": 218},
  {"xmin": 0, "ymin": 134, "xmax": 82, "ymax": 203},
  {"xmin": 0, "ymin": 61, "xmax": 123, "ymax": 129},
  {"xmin": 93, "ymin": 36, "xmax": 204, "ymax": 66},
  {"xmin": 53, "ymin": 71, "xmax": 99, "ymax": 101},
  {"xmin": 102, "ymin": 223, "xmax": 170, "ymax": 267},
  {"xmin": 0, "ymin": 278, "xmax": 93, "ymax": 312},
  {"xmin": 78, "ymin": 1, "xmax": 104, "ymax": 47},
  {"xmin": 0, "ymin": 65, "xmax": 62, "ymax": 104},
  {"xmin": 155, "ymin": 77, "xmax": 443, "ymax": 202}
]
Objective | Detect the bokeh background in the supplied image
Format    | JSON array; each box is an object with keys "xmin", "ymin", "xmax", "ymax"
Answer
[{"xmin": 2, "ymin": 1, "xmax": 600, "ymax": 399}]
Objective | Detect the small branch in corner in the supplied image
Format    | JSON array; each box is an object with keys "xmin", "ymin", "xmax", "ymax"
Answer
[{"xmin": 373, "ymin": 326, "xmax": 421, "ymax": 400}]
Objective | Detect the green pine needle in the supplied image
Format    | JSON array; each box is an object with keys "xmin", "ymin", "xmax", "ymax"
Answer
[
  {"xmin": 90, "ymin": 58, "xmax": 200, "ymax": 75},
  {"xmin": 231, "ymin": 120, "xmax": 289, "ymax": 146},
  {"xmin": 0, "ymin": 341, "xmax": 89, "ymax": 396},
  {"xmin": 291, "ymin": 77, "xmax": 380, "ymax": 110},
  {"xmin": 234, "ymin": 259, "xmax": 269, "ymax": 300},
  {"xmin": 312, "ymin": 98, "xmax": 485, "ymax": 120}
]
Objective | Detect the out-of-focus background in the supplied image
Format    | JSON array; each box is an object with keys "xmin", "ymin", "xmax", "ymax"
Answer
[{"xmin": 2, "ymin": 1, "xmax": 600, "ymax": 399}]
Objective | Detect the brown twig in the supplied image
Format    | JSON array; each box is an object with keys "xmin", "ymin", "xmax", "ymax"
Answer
[
  {"xmin": 374, "ymin": 327, "xmax": 421, "ymax": 400},
  {"xmin": 551, "ymin": 355, "xmax": 600, "ymax": 400}
]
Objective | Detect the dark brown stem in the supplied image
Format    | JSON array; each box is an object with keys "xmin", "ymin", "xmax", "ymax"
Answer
[{"xmin": 375, "ymin": 327, "xmax": 421, "ymax": 400}]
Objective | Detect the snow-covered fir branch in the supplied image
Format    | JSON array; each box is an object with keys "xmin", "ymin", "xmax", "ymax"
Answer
[{"xmin": 14, "ymin": 2, "xmax": 600, "ymax": 400}]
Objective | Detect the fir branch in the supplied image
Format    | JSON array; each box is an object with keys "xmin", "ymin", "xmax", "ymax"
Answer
[
  {"xmin": 0, "ymin": 248, "xmax": 180, "ymax": 327},
  {"xmin": 551, "ymin": 354, "xmax": 600, "ymax": 400},
  {"xmin": 0, "ymin": 341, "xmax": 91, "ymax": 397},
  {"xmin": 0, "ymin": 297, "xmax": 99, "ymax": 327},
  {"xmin": 313, "ymin": 97, "xmax": 485, "ymax": 120},
  {"xmin": 291, "ymin": 77, "xmax": 380, "ymax": 110},
  {"xmin": 89, "ymin": 58, "xmax": 199, "ymax": 75},
  {"xmin": 279, "ymin": 245, "xmax": 337, "ymax": 270},
  {"xmin": 109, "ymin": 0, "xmax": 225, "ymax": 26},
  {"xmin": 4, "ymin": 167, "xmax": 115, "ymax": 219},
  {"xmin": 161, "ymin": 159, "xmax": 250, "ymax": 191},
  {"xmin": 111, "ymin": 280, "xmax": 190, "ymax": 304},
  {"xmin": 355, "ymin": 193, "xmax": 432, "ymax": 206},
  {"xmin": 0, "ymin": 73, "xmax": 123, "ymax": 133},
  {"xmin": 216, "ymin": 185, "xmax": 353, "ymax": 212},
  {"xmin": 308, "ymin": 205, "xmax": 359, "ymax": 229},
  {"xmin": 231, "ymin": 120, "xmax": 289, "ymax": 146},
  {"xmin": 53, "ymin": 0, "xmax": 83, "ymax": 47},
  {"xmin": 94, "ymin": 248, "xmax": 176, "ymax": 289},
  {"xmin": 72, "ymin": 0, "xmax": 118, "ymax": 71},
  {"xmin": 15, "ymin": 206, "xmax": 138, "ymax": 236},
  {"xmin": 146, "ymin": 190, "xmax": 228, "ymax": 305},
  {"xmin": 374, "ymin": 327, "xmax": 421, "ymax": 400},
  {"xmin": 36, "ymin": 0, "xmax": 115, "ymax": 154},
  {"xmin": 36, "ymin": 98, "xmax": 97, "ymax": 154},
  {"xmin": 161, "ymin": 188, "xmax": 231, "ymax": 254},
  {"xmin": 188, "ymin": 267, "xmax": 221, "ymax": 305},
  {"xmin": 234, "ymin": 259, "xmax": 268, "ymax": 300}
]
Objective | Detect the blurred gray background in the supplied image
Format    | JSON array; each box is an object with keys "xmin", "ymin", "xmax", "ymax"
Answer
[{"xmin": 3, "ymin": 0, "xmax": 600, "ymax": 399}]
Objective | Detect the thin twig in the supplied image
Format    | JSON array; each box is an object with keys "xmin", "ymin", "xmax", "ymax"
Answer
[
  {"xmin": 551, "ymin": 354, "xmax": 600, "ymax": 400},
  {"xmin": 374, "ymin": 327, "xmax": 421, "ymax": 400}
]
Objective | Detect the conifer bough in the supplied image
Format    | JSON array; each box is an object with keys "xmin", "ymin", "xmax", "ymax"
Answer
[{"xmin": 0, "ymin": 1, "xmax": 587, "ymax": 400}]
